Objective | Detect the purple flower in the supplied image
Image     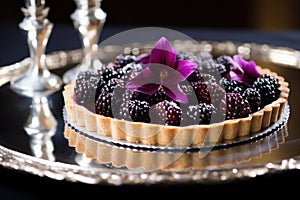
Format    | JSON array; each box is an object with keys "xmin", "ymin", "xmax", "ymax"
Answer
[
  {"xmin": 229, "ymin": 55, "xmax": 261, "ymax": 86},
  {"xmin": 126, "ymin": 37, "xmax": 196, "ymax": 103}
]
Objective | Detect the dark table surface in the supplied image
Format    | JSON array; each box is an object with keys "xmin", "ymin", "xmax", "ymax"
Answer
[{"xmin": 1, "ymin": 23, "xmax": 300, "ymax": 199}]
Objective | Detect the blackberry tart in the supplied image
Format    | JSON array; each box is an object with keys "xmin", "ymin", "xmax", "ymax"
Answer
[{"xmin": 63, "ymin": 37, "xmax": 289, "ymax": 147}]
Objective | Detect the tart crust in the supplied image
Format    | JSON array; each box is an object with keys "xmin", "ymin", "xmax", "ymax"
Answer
[{"xmin": 62, "ymin": 66, "xmax": 290, "ymax": 147}]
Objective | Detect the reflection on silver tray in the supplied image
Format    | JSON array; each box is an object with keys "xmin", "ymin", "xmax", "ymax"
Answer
[
  {"xmin": 64, "ymin": 123, "xmax": 289, "ymax": 172},
  {"xmin": 0, "ymin": 40, "xmax": 300, "ymax": 185}
]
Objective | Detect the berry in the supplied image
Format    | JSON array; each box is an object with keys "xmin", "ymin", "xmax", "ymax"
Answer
[
  {"xmin": 252, "ymin": 74, "xmax": 281, "ymax": 107},
  {"xmin": 198, "ymin": 103, "xmax": 215, "ymax": 125},
  {"xmin": 95, "ymin": 91, "xmax": 113, "ymax": 117},
  {"xmin": 207, "ymin": 83, "xmax": 226, "ymax": 106},
  {"xmin": 131, "ymin": 91, "xmax": 150, "ymax": 102},
  {"xmin": 177, "ymin": 51, "xmax": 198, "ymax": 61},
  {"xmin": 95, "ymin": 78, "xmax": 105, "ymax": 100},
  {"xmin": 74, "ymin": 70, "xmax": 100, "ymax": 109},
  {"xmin": 197, "ymin": 52, "xmax": 213, "ymax": 61},
  {"xmin": 149, "ymin": 86, "xmax": 171, "ymax": 106},
  {"xmin": 186, "ymin": 103, "xmax": 215, "ymax": 125},
  {"xmin": 118, "ymin": 89, "xmax": 134, "ymax": 120},
  {"xmin": 215, "ymin": 55, "xmax": 233, "ymax": 74},
  {"xmin": 200, "ymin": 59, "xmax": 219, "ymax": 74},
  {"xmin": 150, "ymin": 100, "xmax": 182, "ymax": 126},
  {"xmin": 192, "ymin": 82, "xmax": 225, "ymax": 105},
  {"xmin": 114, "ymin": 54, "xmax": 136, "ymax": 69},
  {"xmin": 202, "ymin": 73, "xmax": 217, "ymax": 84},
  {"xmin": 192, "ymin": 82, "xmax": 211, "ymax": 104},
  {"xmin": 221, "ymin": 93, "xmax": 251, "ymax": 120},
  {"xmin": 121, "ymin": 62, "xmax": 143, "ymax": 73},
  {"xmin": 101, "ymin": 78, "xmax": 122, "ymax": 93},
  {"xmin": 242, "ymin": 88, "xmax": 261, "ymax": 112},
  {"xmin": 219, "ymin": 77, "xmax": 246, "ymax": 93},
  {"xmin": 129, "ymin": 100, "xmax": 150, "ymax": 123},
  {"xmin": 187, "ymin": 69, "xmax": 205, "ymax": 83},
  {"xmin": 101, "ymin": 66, "xmax": 122, "ymax": 82},
  {"xmin": 165, "ymin": 101, "xmax": 182, "ymax": 126}
]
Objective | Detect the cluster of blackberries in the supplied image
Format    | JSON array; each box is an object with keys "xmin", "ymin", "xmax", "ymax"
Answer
[{"xmin": 74, "ymin": 52, "xmax": 281, "ymax": 126}]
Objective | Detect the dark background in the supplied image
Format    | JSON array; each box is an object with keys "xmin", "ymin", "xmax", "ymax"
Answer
[{"xmin": 1, "ymin": 0, "xmax": 300, "ymax": 30}]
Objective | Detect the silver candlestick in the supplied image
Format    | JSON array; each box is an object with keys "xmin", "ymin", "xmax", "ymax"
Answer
[
  {"xmin": 10, "ymin": 0, "xmax": 62, "ymax": 97},
  {"xmin": 10, "ymin": 0, "xmax": 62, "ymax": 138},
  {"xmin": 63, "ymin": 0, "xmax": 107, "ymax": 84}
]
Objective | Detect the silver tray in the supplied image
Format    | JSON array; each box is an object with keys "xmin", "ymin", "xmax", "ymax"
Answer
[{"xmin": 0, "ymin": 40, "xmax": 300, "ymax": 185}]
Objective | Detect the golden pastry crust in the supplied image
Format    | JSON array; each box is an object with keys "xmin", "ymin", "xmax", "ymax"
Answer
[{"xmin": 62, "ymin": 66, "xmax": 289, "ymax": 147}]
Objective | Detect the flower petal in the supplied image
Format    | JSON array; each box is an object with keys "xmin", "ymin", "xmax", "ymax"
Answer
[
  {"xmin": 175, "ymin": 59, "xmax": 197, "ymax": 79},
  {"xmin": 126, "ymin": 67, "xmax": 158, "ymax": 89},
  {"xmin": 149, "ymin": 37, "xmax": 177, "ymax": 67},
  {"xmin": 233, "ymin": 55, "xmax": 248, "ymax": 67},
  {"xmin": 163, "ymin": 84, "xmax": 188, "ymax": 103},
  {"xmin": 135, "ymin": 84, "xmax": 160, "ymax": 95},
  {"xmin": 136, "ymin": 53, "xmax": 150, "ymax": 64},
  {"xmin": 242, "ymin": 61, "xmax": 261, "ymax": 79},
  {"xmin": 147, "ymin": 64, "xmax": 184, "ymax": 84},
  {"xmin": 232, "ymin": 55, "xmax": 261, "ymax": 86}
]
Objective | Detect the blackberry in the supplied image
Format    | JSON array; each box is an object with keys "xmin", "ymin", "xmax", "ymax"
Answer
[
  {"xmin": 95, "ymin": 91, "xmax": 113, "ymax": 117},
  {"xmin": 192, "ymin": 82, "xmax": 211, "ymax": 104},
  {"xmin": 186, "ymin": 103, "xmax": 214, "ymax": 125},
  {"xmin": 200, "ymin": 59, "xmax": 219, "ymax": 74},
  {"xmin": 182, "ymin": 104, "xmax": 198, "ymax": 126},
  {"xmin": 207, "ymin": 83, "xmax": 226, "ymax": 106},
  {"xmin": 165, "ymin": 100, "xmax": 182, "ymax": 126},
  {"xmin": 119, "ymin": 105, "xmax": 131, "ymax": 121},
  {"xmin": 118, "ymin": 89, "xmax": 134, "ymax": 120},
  {"xmin": 187, "ymin": 70, "xmax": 217, "ymax": 84},
  {"xmin": 177, "ymin": 51, "xmax": 198, "ymax": 61},
  {"xmin": 221, "ymin": 93, "xmax": 251, "ymax": 120},
  {"xmin": 131, "ymin": 91, "xmax": 150, "ymax": 102},
  {"xmin": 242, "ymin": 88, "xmax": 261, "ymax": 112},
  {"xmin": 215, "ymin": 63, "xmax": 227, "ymax": 76},
  {"xmin": 202, "ymin": 73, "xmax": 217, "ymax": 84},
  {"xmin": 74, "ymin": 70, "xmax": 100, "ymax": 109},
  {"xmin": 101, "ymin": 66, "xmax": 122, "ymax": 82},
  {"xmin": 114, "ymin": 54, "xmax": 136, "ymax": 69},
  {"xmin": 231, "ymin": 86, "xmax": 244, "ymax": 94},
  {"xmin": 76, "ymin": 70, "xmax": 100, "ymax": 81},
  {"xmin": 198, "ymin": 59, "xmax": 223, "ymax": 81},
  {"xmin": 95, "ymin": 78, "xmax": 105, "ymax": 100},
  {"xmin": 219, "ymin": 77, "xmax": 246, "ymax": 93},
  {"xmin": 129, "ymin": 100, "xmax": 150, "ymax": 123},
  {"xmin": 187, "ymin": 69, "xmax": 205, "ymax": 83},
  {"xmin": 149, "ymin": 101, "xmax": 167, "ymax": 125},
  {"xmin": 215, "ymin": 55, "xmax": 233, "ymax": 74},
  {"xmin": 192, "ymin": 82, "xmax": 225, "ymax": 105},
  {"xmin": 252, "ymin": 74, "xmax": 281, "ymax": 107},
  {"xmin": 101, "ymin": 78, "xmax": 122, "ymax": 93},
  {"xmin": 198, "ymin": 103, "xmax": 215, "ymax": 125},
  {"xmin": 121, "ymin": 62, "xmax": 143, "ymax": 73},
  {"xmin": 179, "ymin": 81, "xmax": 195, "ymax": 99},
  {"xmin": 110, "ymin": 80, "xmax": 127, "ymax": 119},
  {"xmin": 149, "ymin": 86, "xmax": 171, "ymax": 106},
  {"xmin": 197, "ymin": 52, "xmax": 213, "ymax": 61},
  {"xmin": 118, "ymin": 90, "xmax": 150, "ymax": 120},
  {"xmin": 150, "ymin": 100, "xmax": 182, "ymax": 126},
  {"xmin": 260, "ymin": 74, "xmax": 280, "ymax": 88}
]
